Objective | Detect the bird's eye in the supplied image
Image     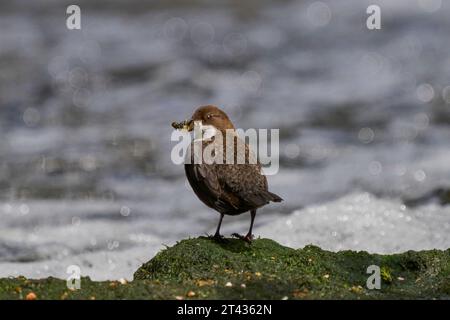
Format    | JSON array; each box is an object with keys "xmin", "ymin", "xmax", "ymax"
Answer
[{"xmin": 206, "ymin": 114, "xmax": 212, "ymax": 119}]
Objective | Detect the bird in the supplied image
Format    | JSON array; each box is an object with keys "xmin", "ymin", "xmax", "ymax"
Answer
[{"xmin": 172, "ymin": 105, "xmax": 283, "ymax": 243}]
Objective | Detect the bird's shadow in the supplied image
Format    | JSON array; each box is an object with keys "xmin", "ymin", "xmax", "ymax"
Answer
[{"xmin": 199, "ymin": 236, "xmax": 253, "ymax": 253}]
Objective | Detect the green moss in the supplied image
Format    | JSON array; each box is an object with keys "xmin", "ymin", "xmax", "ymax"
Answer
[{"xmin": 1, "ymin": 237, "xmax": 449, "ymax": 300}]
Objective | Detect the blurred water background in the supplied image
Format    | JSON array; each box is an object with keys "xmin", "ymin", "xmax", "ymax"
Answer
[{"xmin": 1, "ymin": 0, "xmax": 450, "ymax": 280}]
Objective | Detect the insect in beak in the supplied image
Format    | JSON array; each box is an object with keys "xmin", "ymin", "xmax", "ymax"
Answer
[{"xmin": 171, "ymin": 119, "xmax": 194, "ymax": 132}]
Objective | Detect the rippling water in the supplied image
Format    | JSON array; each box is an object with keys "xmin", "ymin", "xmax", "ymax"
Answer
[{"xmin": 1, "ymin": 0, "xmax": 450, "ymax": 280}]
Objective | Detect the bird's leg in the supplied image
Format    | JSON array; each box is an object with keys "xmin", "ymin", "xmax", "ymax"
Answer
[
  {"xmin": 246, "ymin": 209, "xmax": 256, "ymax": 240},
  {"xmin": 232, "ymin": 209, "xmax": 256, "ymax": 243},
  {"xmin": 211, "ymin": 213, "xmax": 225, "ymax": 241}
]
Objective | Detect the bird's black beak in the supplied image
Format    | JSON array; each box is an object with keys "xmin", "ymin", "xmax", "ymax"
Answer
[{"xmin": 185, "ymin": 119, "xmax": 194, "ymax": 132}]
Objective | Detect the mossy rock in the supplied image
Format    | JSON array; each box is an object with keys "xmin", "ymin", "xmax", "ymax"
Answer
[
  {"xmin": 133, "ymin": 237, "xmax": 450, "ymax": 299},
  {"xmin": 1, "ymin": 237, "xmax": 449, "ymax": 299}
]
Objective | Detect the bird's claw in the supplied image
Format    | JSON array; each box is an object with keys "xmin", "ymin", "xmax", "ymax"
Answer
[
  {"xmin": 209, "ymin": 233, "xmax": 227, "ymax": 243},
  {"xmin": 231, "ymin": 233, "xmax": 254, "ymax": 243}
]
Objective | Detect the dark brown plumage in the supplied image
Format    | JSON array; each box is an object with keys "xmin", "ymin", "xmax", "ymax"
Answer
[{"xmin": 180, "ymin": 105, "xmax": 282, "ymax": 243}]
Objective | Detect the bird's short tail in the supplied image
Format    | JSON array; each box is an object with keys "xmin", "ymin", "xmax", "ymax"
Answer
[
  {"xmin": 250, "ymin": 191, "xmax": 283, "ymax": 207},
  {"xmin": 268, "ymin": 191, "xmax": 283, "ymax": 202}
]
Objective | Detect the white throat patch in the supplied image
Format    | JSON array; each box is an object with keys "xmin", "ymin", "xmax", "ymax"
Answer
[{"xmin": 193, "ymin": 121, "xmax": 217, "ymax": 142}]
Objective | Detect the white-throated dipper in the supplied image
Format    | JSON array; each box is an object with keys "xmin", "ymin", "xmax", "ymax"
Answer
[{"xmin": 172, "ymin": 105, "xmax": 283, "ymax": 243}]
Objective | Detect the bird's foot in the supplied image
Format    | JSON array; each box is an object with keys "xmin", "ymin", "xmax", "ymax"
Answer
[
  {"xmin": 209, "ymin": 233, "xmax": 227, "ymax": 243},
  {"xmin": 231, "ymin": 233, "xmax": 254, "ymax": 244}
]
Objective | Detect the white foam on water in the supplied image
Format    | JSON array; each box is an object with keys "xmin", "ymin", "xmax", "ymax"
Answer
[{"xmin": 256, "ymin": 193, "xmax": 450, "ymax": 254}]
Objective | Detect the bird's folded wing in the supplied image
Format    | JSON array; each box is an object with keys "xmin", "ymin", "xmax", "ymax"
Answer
[
  {"xmin": 193, "ymin": 164, "xmax": 240, "ymax": 211},
  {"xmin": 216, "ymin": 163, "xmax": 273, "ymax": 208}
]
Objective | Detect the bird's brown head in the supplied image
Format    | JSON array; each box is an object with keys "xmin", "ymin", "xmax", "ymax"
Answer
[
  {"xmin": 172, "ymin": 105, "xmax": 235, "ymax": 133},
  {"xmin": 191, "ymin": 105, "xmax": 235, "ymax": 131}
]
